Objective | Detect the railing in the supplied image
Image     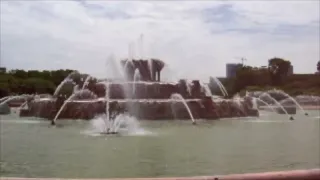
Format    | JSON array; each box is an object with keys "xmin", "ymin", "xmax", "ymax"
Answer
[{"xmin": 1, "ymin": 169, "xmax": 319, "ymax": 180}]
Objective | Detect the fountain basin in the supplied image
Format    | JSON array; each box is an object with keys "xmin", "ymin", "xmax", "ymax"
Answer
[
  {"xmin": 89, "ymin": 79, "xmax": 206, "ymax": 99},
  {"xmin": 99, "ymin": 131, "xmax": 119, "ymax": 135},
  {"xmin": 19, "ymin": 97, "xmax": 259, "ymax": 120},
  {"xmin": 0, "ymin": 103, "xmax": 10, "ymax": 115}
]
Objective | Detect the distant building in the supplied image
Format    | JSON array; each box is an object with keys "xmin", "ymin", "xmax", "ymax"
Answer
[
  {"xmin": 0, "ymin": 67, "xmax": 6, "ymax": 73},
  {"xmin": 287, "ymin": 65, "xmax": 293, "ymax": 75},
  {"xmin": 226, "ymin": 63, "xmax": 242, "ymax": 78}
]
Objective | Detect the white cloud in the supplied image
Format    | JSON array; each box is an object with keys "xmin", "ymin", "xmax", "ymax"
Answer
[
  {"xmin": 0, "ymin": 0, "xmax": 319, "ymax": 82},
  {"xmin": 230, "ymin": 1, "xmax": 319, "ymax": 25}
]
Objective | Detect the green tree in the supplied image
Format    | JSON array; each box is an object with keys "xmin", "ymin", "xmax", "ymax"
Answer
[
  {"xmin": 51, "ymin": 69, "xmax": 74, "ymax": 86},
  {"xmin": 233, "ymin": 66, "xmax": 254, "ymax": 93},
  {"xmin": 229, "ymin": 65, "xmax": 272, "ymax": 95},
  {"xmin": 317, "ymin": 60, "xmax": 320, "ymax": 73},
  {"xmin": 0, "ymin": 74, "xmax": 21, "ymax": 94},
  {"xmin": 27, "ymin": 70, "xmax": 42, "ymax": 78},
  {"xmin": 0, "ymin": 83, "xmax": 10, "ymax": 97},
  {"xmin": 0, "ymin": 69, "xmax": 78, "ymax": 97},
  {"xmin": 9, "ymin": 69, "xmax": 28, "ymax": 79},
  {"xmin": 268, "ymin": 57, "xmax": 291, "ymax": 85},
  {"xmin": 41, "ymin": 70, "xmax": 52, "ymax": 80},
  {"xmin": 22, "ymin": 78, "xmax": 55, "ymax": 94}
]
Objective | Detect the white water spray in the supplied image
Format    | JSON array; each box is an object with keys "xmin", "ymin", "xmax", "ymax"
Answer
[
  {"xmin": 171, "ymin": 93, "xmax": 195, "ymax": 124},
  {"xmin": 211, "ymin": 77, "xmax": 228, "ymax": 97},
  {"xmin": 259, "ymin": 93, "xmax": 293, "ymax": 120}
]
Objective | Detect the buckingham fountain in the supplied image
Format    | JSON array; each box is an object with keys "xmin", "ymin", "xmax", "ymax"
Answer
[
  {"xmin": 11, "ymin": 58, "xmax": 258, "ymax": 133},
  {"xmin": 1, "ymin": 59, "xmax": 320, "ymax": 179}
]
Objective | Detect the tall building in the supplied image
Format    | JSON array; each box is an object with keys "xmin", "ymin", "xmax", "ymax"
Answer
[{"xmin": 226, "ymin": 63, "xmax": 241, "ymax": 78}]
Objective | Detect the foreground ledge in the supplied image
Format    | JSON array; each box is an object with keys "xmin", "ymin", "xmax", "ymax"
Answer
[{"xmin": 1, "ymin": 169, "xmax": 320, "ymax": 180}]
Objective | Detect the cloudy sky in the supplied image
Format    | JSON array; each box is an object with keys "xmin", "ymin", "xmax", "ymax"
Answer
[{"xmin": 0, "ymin": 0, "xmax": 319, "ymax": 81}]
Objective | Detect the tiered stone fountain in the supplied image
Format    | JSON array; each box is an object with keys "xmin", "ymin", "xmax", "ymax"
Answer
[{"xmin": 19, "ymin": 59, "xmax": 259, "ymax": 123}]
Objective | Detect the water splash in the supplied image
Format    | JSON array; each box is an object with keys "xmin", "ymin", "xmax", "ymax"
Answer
[
  {"xmin": 73, "ymin": 84, "xmax": 79, "ymax": 93},
  {"xmin": 0, "ymin": 95, "xmax": 26, "ymax": 106},
  {"xmin": 52, "ymin": 90, "xmax": 98, "ymax": 124},
  {"xmin": 133, "ymin": 69, "xmax": 141, "ymax": 96},
  {"xmin": 170, "ymin": 93, "xmax": 195, "ymax": 124},
  {"xmin": 273, "ymin": 89, "xmax": 308, "ymax": 116},
  {"xmin": 186, "ymin": 80, "xmax": 192, "ymax": 96},
  {"xmin": 123, "ymin": 60, "xmax": 133, "ymax": 81},
  {"xmin": 252, "ymin": 97, "xmax": 277, "ymax": 113},
  {"xmin": 53, "ymin": 79, "xmax": 76, "ymax": 97},
  {"xmin": 0, "ymin": 96, "xmax": 10, "ymax": 103},
  {"xmin": 105, "ymin": 82, "xmax": 110, "ymax": 132},
  {"xmin": 84, "ymin": 81, "xmax": 149, "ymax": 135},
  {"xmin": 134, "ymin": 69, "xmax": 141, "ymax": 82},
  {"xmin": 82, "ymin": 75, "xmax": 92, "ymax": 90},
  {"xmin": 87, "ymin": 114, "xmax": 150, "ymax": 136},
  {"xmin": 211, "ymin": 77, "xmax": 228, "ymax": 97},
  {"xmin": 259, "ymin": 93, "xmax": 293, "ymax": 120},
  {"xmin": 201, "ymin": 83, "xmax": 213, "ymax": 97},
  {"xmin": 232, "ymin": 94, "xmax": 245, "ymax": 115},
  {"xmin": 18, "ymin": 101, "xmax": 28, "ymax": 109},
  {"xmin": 251, "ymin": 97, "xmax": 258, "ymax": 110},
  {"xmin": 106, "ymin": 54, "xmax": 125, "ymax": 81},
  {"xmin": 148, "ymin": 59, "xmax": 153, "ymax": 80}
]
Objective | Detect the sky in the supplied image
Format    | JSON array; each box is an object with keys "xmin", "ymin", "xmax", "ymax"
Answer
[{"xmin": 0, "ymin": 0, "xmax": 319, "ymax": 82}]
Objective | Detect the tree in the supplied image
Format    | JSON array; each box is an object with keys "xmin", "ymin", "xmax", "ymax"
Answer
[
  {"xmin": 0, "ymin": 83, "xmax": 10, "ymax": 97},
  {"xmin": 9, "ymin": 69, "xmax": 28, "ymax": 79},
  {"xmin": 233, "ymin": 66, "xmax": 255, "ymax": 93},
  {"xmin": 23, "ymin": 78, "xmax": 55, "ymax": 94},
  {"xmin": 268, "ymin": 57, "xmax": 291, "ymax": 85},
  {"xmin": 317, "ymin": 60, "xmax": 320, "ymax": 73},
  {"xmin": 27, "ymin": 70, "xmax": 41, "ymax": 78},
  {"xmin": 51, "ymin": 69, "xmax": 74, "ymax": 86}
]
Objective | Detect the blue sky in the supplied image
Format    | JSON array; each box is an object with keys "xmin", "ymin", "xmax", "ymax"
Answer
[{"xmin": 0, "ymin": 0, "xmax": 319, "ymax": 81}]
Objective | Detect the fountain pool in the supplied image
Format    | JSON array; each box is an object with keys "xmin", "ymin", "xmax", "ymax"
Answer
[{"xmin": 0, "ymin": 110, "xmax": 319, "ymax": 179}]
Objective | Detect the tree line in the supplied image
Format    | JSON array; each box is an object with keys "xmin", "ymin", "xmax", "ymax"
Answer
[
  {"xmin": 209, "ymin": 58, "xmax": 320, "ymax": 96},
  {"xmin": 1, "ymin": 58, "xmax": 319, "ymax": 98},
  {"xmin": 0, "ymin": 69, "xmax": 75, "ymax": 97}
]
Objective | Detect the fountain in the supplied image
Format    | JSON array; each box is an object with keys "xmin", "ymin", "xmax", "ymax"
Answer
[
  {"xmin": 259, "ymin": 93, "xmax": 294, "ymax": 120},
  {"xmin": 81, "ymin": 75, "xmax": 92, "ymax": 90},
  {"xmin": 133, "ymin": 69, "xmax": 141, "ymax": 96},
  {"xmin": 210, "ymin": 77, "xmax": 228, "ymax": 97},
  {"xmin": 233, "ymin": 94, "xmax": 246, "ymax": 115},
  {"xmin": 18, "ymin": 58, "xmax": 260, "ymax": 130},
  {"xmin": 272, "ymin": 89, "xmax": 308, "ymax": 116},
  {"xmin": 0, "ymin": 96, "xmax": 10, "ymax": 103},
  {"xmin": 170, "ymin": 93, "xmax": 196, "ymax": 124},
  {"xmin": 252, "ymin": 97, "xmax": 277, "ymax": 113},
  {"xmin": 52, "ymin": 89, "xmax": 98, "ymax": 125},
  {"xmin": 0, "ymin": 95, "xmax": 23, "ymax": 106},
  {"xmin": 53, "ymin": 78, "xmax": 76, "ymax": 97},
  {"xmin": 200, "ymin": 83, "xmax": 212, "ymax": 97},
  {"xmin": 251, "ymin": 97, "xmax": 258, "ymax": 110}
]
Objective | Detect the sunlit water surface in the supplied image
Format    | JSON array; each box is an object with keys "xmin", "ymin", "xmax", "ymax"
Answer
[{"xmin": 0, "ymin": 110, "xmax": 319, "ymax": 178}]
